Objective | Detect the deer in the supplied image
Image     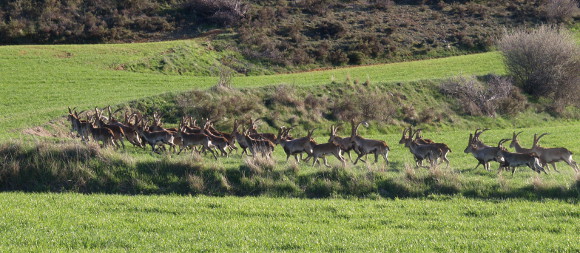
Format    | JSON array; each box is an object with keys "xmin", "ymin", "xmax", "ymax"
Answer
[
  {"xmin": 275, "ymin": 126, "xmax": 316, "ymax": 162},
  {"xmin": 470, "ymin": 128, "xmax": 491, "ymax": 148},
  {"xmin": 232, "ymin": 120, "xmax": 251, "ymax": 156},
  {"xmin": 349, "ymin": 120, "xmax": 390, "ymax": 165},
  {"xmin": 531, "ymin": 133, "xmax": 578, "ymax": 172},
  {"xmin": 175, "ymin": 126, "xmax": 217, "ymax": 159},
  {"xmin": 243, "ymin": 129, "xmax": 275, "ymax": 158},
  {"xmin": 411, "ymin": 128, "xmax": 435, "ymax": 144},
  {"xmin": 106, "ymin": 106, "xmax": 144, "ymax": 148},
  {"xmin": 86, "ymin": 119, "xmax": 115, "ymax": 148},
  {"xmin": 94, "ymin": 107, "xmax": 126, "ymax": 149},
  {"xmin": 205, "ymin": 120, "xmax": 237, "ymax": 154},
  {"xmin": 400, "ymin": 127, "xmax": 452, "ymax": 168},
  {"xmin": 202, "ymin": 121, "xmax": 231, "ymax": 158},
  {"xmin": 495, "ymin": 139, "xmax": 545, "ymax": 175},
  {"xmin": 508, "ymin": 131, "xmax": 533, "ymax": 154},
  {"xmin": 328, "ymin": 125, "xmax": 358, "ymax": 162},
  {"xmin": 247, "ymin": 118, "xmax": 277, "ymax": 143},
  {"xmin": 464, "ymin": 133, "xmax": 504, "ymax": 171},
  {"xmin": 146, "ymin": 112, "xmax": 179, "ymax": 133},
  {"xmin": 401, "ymin": 128, "xmax": 442, "ymax": 168},
  {"xmin": 308, "ymin": 140, "xmax": 346, "ymax": 168},
  {"xmin": 67, "ymin": 107, "xmax": 91, "ymax": 142},
  {"xmin": 133, "ymin": 117, "xmax": 175, "ymax": 154}
]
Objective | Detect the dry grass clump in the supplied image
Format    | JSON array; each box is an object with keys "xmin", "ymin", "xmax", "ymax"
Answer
[
  {"xmin": 440, "ymin": 75, "xmax": 521, "ymax": 117},
  {"xmin": 243, "ymin": 155, "xmax": 275, "ymax": 175}
]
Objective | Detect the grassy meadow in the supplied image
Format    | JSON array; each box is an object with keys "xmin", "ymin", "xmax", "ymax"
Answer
[
  {"xmin": 0, "ymin": 192, "xmax": 577, "ymax": 252},
  {"xmin": 0, "ymin": 38, "xmax": 579, "ymax": 252},
  {"xmin": 0, "ymin": 39, "xmax": 505, "ymax": 139}
]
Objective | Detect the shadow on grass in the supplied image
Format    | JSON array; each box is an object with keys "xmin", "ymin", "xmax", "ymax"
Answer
[{"xmin": 0, "ymin": 141, "xmax": 578, "ymax": 201}]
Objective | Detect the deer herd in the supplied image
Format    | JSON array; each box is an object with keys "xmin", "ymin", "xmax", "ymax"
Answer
[{"xmin": 67, "ymin": 106, "xmax": 579, "ymax": 175}]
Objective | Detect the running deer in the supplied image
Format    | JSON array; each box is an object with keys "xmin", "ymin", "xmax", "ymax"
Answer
[
  {"xmin": 175, "ymin": 126, "xmax": 217, "ymax": 159},
  {"xmin": 275, "ymin": 126, "xmax": 315, "ymax": 162},
  {"xmin": 67, "ymin": 107, "xmax": 90, "ymax": 142},
  {"xmin": 243, "ymin": 129, "xmax": 275, "ymax": 158},
  {"xmin": 94, "ymin": 108, "xmax": 126, "ymax": 149},
  {"xmin": 496, "ymin": 139, "xmax": 545, "ymax": 175},
  {"xmin": 328, "ymin": 125, "xmax": 358, "ymax": 162},
  {"xmin": 106, "ymin": 106, "xmax": 143, "ymax": 148},
  {"xmin": 349, "ymin": 120, "xmax": 389, "ymax": 165},
  {"xmin": 531, "ymin": 133, "xmax": 578, "ymax": 172},
  {"xmin": 308, "ymin": 141, "xmax": 346, "ymax": 167},
  {"xmin": 464, "ymin": 133, "xmax": 503, "ymax": 171},
  {"xmin": 133, "ymin": 117, "xmax": 175, "ymax": 154},
  {"xmin": 401, "ymin": 128, "xmax": 442, "ymax": 168}
]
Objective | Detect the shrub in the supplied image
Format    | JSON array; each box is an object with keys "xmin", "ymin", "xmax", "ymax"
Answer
[
  {"xmin": 440, "ymin": 75, "xmax": 514, "ymax": 117},
  {"xmin": 182, "ymin": 0, "xmax": 248, "ymax": 26},
  {"xmin": 370, "ymin": 0, "xmax": 396, "ymax": 10},
  {"xmin": 497, "ymin": 26, "xmax": 580, "ymax": 110},
  {"xmin": 542, "ymin": 0, "xmax": 579, "ymax": 23}
]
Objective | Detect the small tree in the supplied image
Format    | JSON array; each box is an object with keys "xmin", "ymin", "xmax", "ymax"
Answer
[{"xmin": 496, "ymin": 25, "xmax": 580, "ymax": 109}]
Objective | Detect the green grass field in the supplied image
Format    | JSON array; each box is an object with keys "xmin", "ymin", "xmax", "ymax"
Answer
[
  {"xmin": 1, "ymin": 39, "xmax": 579, "ymax": 251},
  {"xmin": 0, "ymin": 193, "xmax": 577, "ymax": 251},
  {"xmin": 0, "ymin": 39, "xmax": 505, "ymax": 139}
]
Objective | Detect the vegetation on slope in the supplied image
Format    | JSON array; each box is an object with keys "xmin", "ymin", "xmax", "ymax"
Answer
[
  {"xmin": 0, "ymin": 39, "xmax": 508, "ymax": 140},
  {"xmin": 2, "ymin": 123, "xmax": 579, "ymax": 199},
  {"xmin": 1, "ymin": 0, "xmax": 571, "ymax": 71}
]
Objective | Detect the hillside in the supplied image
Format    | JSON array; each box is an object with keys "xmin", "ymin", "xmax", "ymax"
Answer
[
  {"xmin": 0, "ymin": 0, "xmax": 567, "ymax": 72},
  {"xmin": 0, "ymin": 39, "xmax": 513, "ymax": 140}
]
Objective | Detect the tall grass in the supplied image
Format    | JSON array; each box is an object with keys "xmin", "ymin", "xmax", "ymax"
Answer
[{"xmin": 1, "ymin": 138, "xmax": 577, "ymax": 199}]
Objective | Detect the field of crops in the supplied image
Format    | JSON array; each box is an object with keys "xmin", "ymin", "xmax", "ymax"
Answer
[{"xmin": 0, "ymin": 192, "xmax": 577, "ymax": 251}]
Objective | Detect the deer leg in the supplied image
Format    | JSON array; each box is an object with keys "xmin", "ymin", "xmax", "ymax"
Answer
[
  {"xmin": 323, "ymin": 157, "xmax": 331, "ymax": 168},
  {"xmin": 219, "ymin": 146, "xmax": 228, "ymax": 157},
  {"xmin": 354, "ymin": 153, "xmax": 365, "ymax": 165},
  {"xmin": 571, "ymin": 160, "xmax": 579, "ymax": 172},
  {"xmin": 119, "ymin": 137, "xmax": 126, "ymax": 150},
  {"xmin": 207, "ymin": 145, "xmax": 218, "ymax": 160},
  {"xmin": 334, "ymin": 152, "xmax": 346, "ymax": 167},
  {"xmin": 551, "ymin": 162, "xmax": 560, "ymax": 173}
]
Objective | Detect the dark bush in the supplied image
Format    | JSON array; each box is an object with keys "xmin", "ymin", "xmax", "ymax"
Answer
[
  {"xmin": 328, "ymin": 49, "xmax": 349, "ymax": 66},
  {"xmin": 497, "ymin": 26, "xmax": 580, "ymax": 110},
  {"xmin": 348, "ymin": 51, "xmax": 366, "ymax": 65},
  {"xmin": 182, "ymin": 0, "xmax": 248, "ymax": 26},
  {"xmin": 310, "ymin": 20, "xmax": 346, "ymax": 39}
]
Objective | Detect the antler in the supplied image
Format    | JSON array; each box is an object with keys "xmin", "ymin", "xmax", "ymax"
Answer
[
  {"xmin": 533, "ymin": 133, "xmax": 550, "ymax": 147},
  {"xmin": 474, "ymin": 128, "xmax": 490, "ymax": 140},
  {"xmin": 497, "ymin": 138, "xmax": 509, "ymax": 148},
  {"xmin": 414, "ymin": 128, "xmax": 424, "ymax": 140}
]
